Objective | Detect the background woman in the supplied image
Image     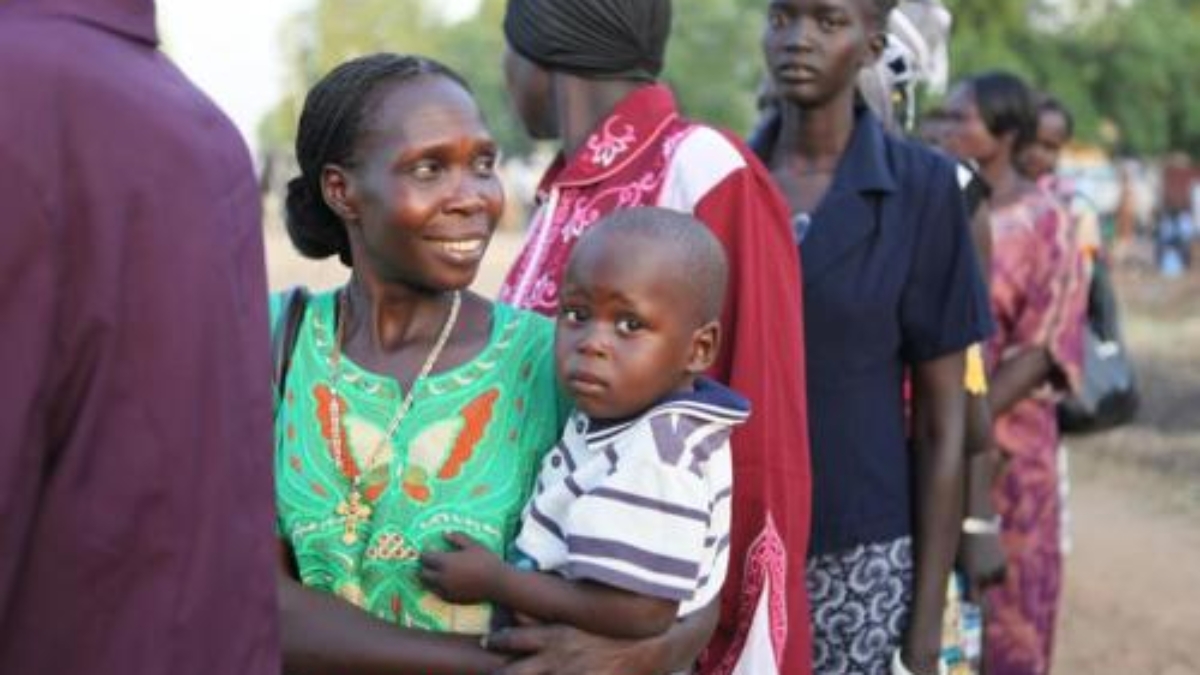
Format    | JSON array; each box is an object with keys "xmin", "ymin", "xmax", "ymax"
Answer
[
  {"xmin": 752, "ymin": 0, "xmax": 993, "ymax": 672},
  {"xmin": 943, "ymin": 71, "xmax": 1088, "ymax": 675},
  {"xmin": 273, "ymin": 53, "xmax": 567, "ymax": 674}
]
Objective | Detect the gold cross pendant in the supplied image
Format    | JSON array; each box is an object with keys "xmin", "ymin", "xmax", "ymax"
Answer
[{"xmin": 336, "ymin": 489, "xmax": 372, "ymax": 545}]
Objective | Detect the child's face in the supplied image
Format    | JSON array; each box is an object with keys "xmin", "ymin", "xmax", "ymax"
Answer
[{"xmin": 554, "ymin": 238, "xmax": 715, "ymax": 420}]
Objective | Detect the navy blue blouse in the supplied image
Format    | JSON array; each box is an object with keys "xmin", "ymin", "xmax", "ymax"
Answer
[{"xmin": 753, "ymin": 108, "xmax": 994, "ymax": 555}]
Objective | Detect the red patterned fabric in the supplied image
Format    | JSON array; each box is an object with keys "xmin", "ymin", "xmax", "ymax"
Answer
[{"xmin": 500, "ymin": 84, "xmax": 813, "ymax": 675}]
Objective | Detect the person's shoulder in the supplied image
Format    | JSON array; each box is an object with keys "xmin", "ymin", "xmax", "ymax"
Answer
[
  {"xmin": 0, "ymin": 13, "xmax": 84, "ymax": 112},
  {"xmin": 670, "ymin": 118, "xmax": 762, "ymax": 172},
  {"xmin": 642, "ymin": 377, "xmax": 752, "ymax": 428},
  {"xmin": 662, "ymin": 119, "xmax": 778, "ymax": 209},
  {"xmin": 883, "ymin": 133, "xmax": 958, "ymax": 187},
  {"xmin": 494, "ymin": 301, "xmax": 552, "ymax": 327},
  {"xmin": 0, "ymin": 9, "xmax": 77, "ymax": 63},
  {"xmin": 268, "ymin": 286, "xmax": 331, "ymax": 332},
  {"xmin": 1029, "ymin": 185, "xmax": 1073, "ymax": 227},
  {"xmin": 0, "ymin": 10, "xmax": 148, "ymax": 91}
]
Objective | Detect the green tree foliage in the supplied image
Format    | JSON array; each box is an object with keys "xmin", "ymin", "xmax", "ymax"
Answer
[
  {"xmin": 260, "ymin": 0, "xmax": 1199, "ymax": 161},
  {"xmin": 258, "ymin": 0, "xmax": 532, "ymax": 162},
  {"xmin": 944, "ymin": 0, "xmax": 1200, "ymax": 157},
  {"xmin": 1083, "ymin": 0, "xmax": 1200, "ymax": 156},
  {"xmin": 439, "ymin": 0, "xmax": 530, "ymax": 156},
  {"xmin": 663, "ymin": 0, "xmax": 767, "ymax": 135},
  {"xmin": 259, "ymin": 0, "xmax": 776, "ymax": 161}
]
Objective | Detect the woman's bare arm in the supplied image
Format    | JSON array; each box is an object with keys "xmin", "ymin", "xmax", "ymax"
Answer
[
  {"xmin": 988, "ymin": 347, "xmax": 1054, "ymax": 417},
  {"xmin": 905, "ymin": 351, "xmax": 968, "ymax": 675}
]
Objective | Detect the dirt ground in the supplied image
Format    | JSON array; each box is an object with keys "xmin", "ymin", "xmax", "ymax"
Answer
[
  {"xmin": 265, "ymin": 225, "xmax": 1200, "ymax": 674},
  {"xmin": 1053, "ymin": 261, "xmax": 1200, "ymax": 674}
]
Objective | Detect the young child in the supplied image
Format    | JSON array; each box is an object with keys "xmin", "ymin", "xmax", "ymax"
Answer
[{"xmin": 419, "ymin": 207, "xmax": 750, "ymax": 641}]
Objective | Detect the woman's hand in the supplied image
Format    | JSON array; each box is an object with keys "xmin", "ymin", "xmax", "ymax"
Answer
[
  {"xmin": 484, "ymin": 624, "xmax": 664, "ymax": 675},
  {"xmin": 419, "ymin": 532, "xmax": 505, "ymax": 604},
  {"xmin": 959, "ymin": 444, "xmax": 1008, "ymax": 600},
  {"xmin": 482, "ymin": 598, "xmax": 718, "ymax": 675}
]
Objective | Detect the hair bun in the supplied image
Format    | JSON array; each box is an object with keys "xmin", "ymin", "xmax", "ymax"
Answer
[{"xmin": 284, "ymin": 176, "xmax": 352, "ymax": 266}]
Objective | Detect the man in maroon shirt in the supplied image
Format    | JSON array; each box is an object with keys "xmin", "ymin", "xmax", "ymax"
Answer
[{"xmin": 0, "ymin": 2, "xmax": 279, "ymax": 673}]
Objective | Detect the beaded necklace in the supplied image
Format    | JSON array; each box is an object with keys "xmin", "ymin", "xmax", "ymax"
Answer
[{"xmin": 328, "ymin": 289, "xmax": 462, "ymax": 544}]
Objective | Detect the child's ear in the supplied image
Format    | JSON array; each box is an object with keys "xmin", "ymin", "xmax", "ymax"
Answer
[
  {"xmin": 321, "ymin": 164, "xmax": 359, "ymax": 224},
  {"xmin": 686, "ymin": 320, "xmax": 722, "ymax": 374}
]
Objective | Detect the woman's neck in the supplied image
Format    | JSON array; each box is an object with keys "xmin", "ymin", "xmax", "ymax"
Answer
[
  {"xmin": 979, "ymin": 156, "xmax": 1029, "ymax": 208},
  {"xmin": 556, "ymin": 75, "xmax": 644, "ymax": 160},
  {"xmin": 342, "ymin": 274, "xmax": 455, "ymax": 354},
  {"xmin": 774, "ymin": 95, "xmax": 856, "ymax": 171}
]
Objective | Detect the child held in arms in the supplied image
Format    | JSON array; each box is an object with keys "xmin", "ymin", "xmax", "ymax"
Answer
[{"xmin": 421, "ymin": 207, "xmax": 749, "ymax": 642}]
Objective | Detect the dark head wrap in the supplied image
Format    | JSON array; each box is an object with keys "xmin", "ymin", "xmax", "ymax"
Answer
[{"xmin": 504, "ymin": 0, "xmax": 671, "ymax": 82}]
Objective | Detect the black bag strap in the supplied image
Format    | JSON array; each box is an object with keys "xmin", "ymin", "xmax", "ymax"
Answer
[{"xmin": 272, "ymin": 286, "xmax": 310, "ymax": 399}]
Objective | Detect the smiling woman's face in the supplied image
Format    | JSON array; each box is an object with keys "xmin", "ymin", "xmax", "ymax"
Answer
[{"xmin": 339, "ymin": 75, "xmax": 505, "ymax": 292}]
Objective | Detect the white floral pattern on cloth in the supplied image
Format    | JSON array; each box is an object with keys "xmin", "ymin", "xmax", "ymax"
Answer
[
  {"xmin": 505, "ymin": 156, "xmax": 671, "ymax": 315},
  {"xmin": 561, "ymin": 171, "xmax": 668, "ymax": 241},
  {"xmin": 806, "ymin": 537, "xmax": 913, "ymax": 675},
  {"xmin": 587, "ymin": 117, "xmax": 637, "ymax": 167},
  {"xmin": 500, "ymin": 88, "xmax": 697, "ymax": 317},
  {"xmin": 706, "ymin": 515, "xmax": 789, "ymax": 675}
]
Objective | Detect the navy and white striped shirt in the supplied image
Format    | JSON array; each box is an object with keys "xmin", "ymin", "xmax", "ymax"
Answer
[{"xmin": 514, "ymin": 378, "xmax": 750, "ymax": 617}]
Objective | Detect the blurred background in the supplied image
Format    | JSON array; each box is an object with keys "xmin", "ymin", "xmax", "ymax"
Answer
[
  {"xmin": 161, "ymin": 0, "xmax": 1200, "ymax": 251},
  {"xmin": 158, "ymin": 2, "xmax": 1200, "ymax": 672}
]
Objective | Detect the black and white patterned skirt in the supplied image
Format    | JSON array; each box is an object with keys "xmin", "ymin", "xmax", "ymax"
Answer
[{"xmin": 806, "ymin": 536, "xmax": 913, "ymax": 674}]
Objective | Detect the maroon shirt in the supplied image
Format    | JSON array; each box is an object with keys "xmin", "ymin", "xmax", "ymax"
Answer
[{"xmin": 0, "ymin": 2, "xmax": 279, "ymax": 673}]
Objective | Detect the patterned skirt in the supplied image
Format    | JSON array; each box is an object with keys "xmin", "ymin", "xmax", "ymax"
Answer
[
  {"xmin": 807, "ymin": 536, "xmax": 913, "ymax": 674},
  {"xmin": 984, "ymin": 444, "xmax": 1063, "ymax": 675}
]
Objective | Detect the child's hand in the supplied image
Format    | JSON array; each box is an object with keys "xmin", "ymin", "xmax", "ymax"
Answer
[{"xmin": 419, "ymin": 531, "xmax": 505, "ymax": 604}]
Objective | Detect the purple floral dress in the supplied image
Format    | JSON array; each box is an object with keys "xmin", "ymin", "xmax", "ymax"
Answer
[{"xmin": 984, "ymin": 187, "xmax": 1087, "ymax": 675}]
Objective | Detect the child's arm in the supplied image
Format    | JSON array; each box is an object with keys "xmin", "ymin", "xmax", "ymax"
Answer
[{"xmin": 419, "ymin": 532, "xmax": 678, "ymax": 639}]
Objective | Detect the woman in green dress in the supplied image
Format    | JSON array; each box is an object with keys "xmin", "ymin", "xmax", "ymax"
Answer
[{"xmin": 273, "ymin": 53, "xmax": 567, "ymax": 674}]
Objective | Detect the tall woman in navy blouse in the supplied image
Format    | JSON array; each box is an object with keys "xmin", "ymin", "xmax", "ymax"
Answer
[{"xmin": 751, "ymin": 0, "xmax": 993, "ymax": 673}]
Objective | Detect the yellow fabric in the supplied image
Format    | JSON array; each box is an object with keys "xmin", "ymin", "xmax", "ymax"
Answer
[{"xmin": 964, "ymin": 343, "xmax": 988, "ymax": 395}]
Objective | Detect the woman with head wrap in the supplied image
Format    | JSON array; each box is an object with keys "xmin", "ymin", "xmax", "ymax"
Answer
[{"xmin": 493, "ymin": 1, "xmax": 815, "ymax": 674}]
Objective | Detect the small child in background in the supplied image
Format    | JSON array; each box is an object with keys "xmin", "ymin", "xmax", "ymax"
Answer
[{"xmin": 420, "ymin": 207, "xmax": 749, "ymax": 641}]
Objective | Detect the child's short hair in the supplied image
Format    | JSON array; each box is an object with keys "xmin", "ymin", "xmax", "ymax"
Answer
[{"xmin": 573, "ymin": 207, "xmax": 729, "ymax": 323}]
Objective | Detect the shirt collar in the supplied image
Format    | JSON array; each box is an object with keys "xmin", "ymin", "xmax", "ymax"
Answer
[
  {"xmin": 830, "ymin": 106, "xmax": 896, "ymax": 196},
  {"xmin": 579, "ymin": 377, "xmax": 751, "ymax": 437},
  {"xmin": 7, "ymin": 0, "xmax": 158, "ymax": 47},
  {"xmin": 750, "ymin": 104, "xmax": 897, "ymax": 196},
  {"xmin": 537, "ymin": 83, "xmax": 679, "ymax": 193}
]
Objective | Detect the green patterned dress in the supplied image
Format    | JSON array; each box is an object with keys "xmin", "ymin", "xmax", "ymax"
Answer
[{"xmin": 272, "ymin": 290, "xmax": 568, "ymax": 634}]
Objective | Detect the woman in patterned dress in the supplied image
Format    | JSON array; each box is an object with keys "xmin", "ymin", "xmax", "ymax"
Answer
[
  {"xmin": 272, "ymin": 53, "xmax": 568, "ymax": 674},
  {"xmin": 943, "ymin": 71, "xmax": 1088, "ymax": 675}
]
